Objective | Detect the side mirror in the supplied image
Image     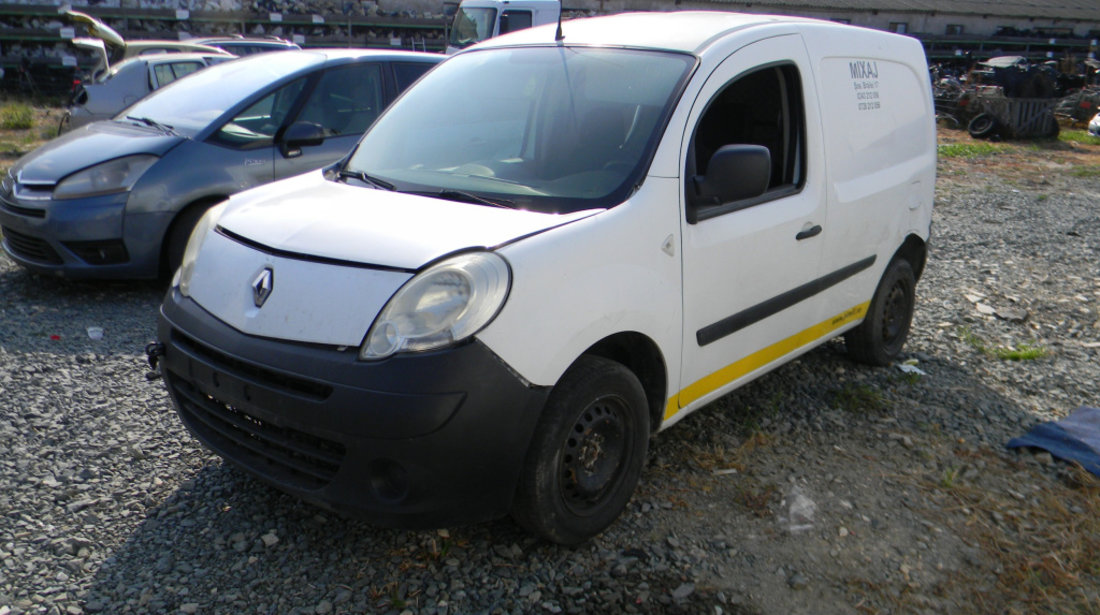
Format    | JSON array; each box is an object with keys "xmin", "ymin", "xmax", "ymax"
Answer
[
  {"xmin": 279, "ymin": 121, "xmax": 326, "ymax": 158},
  {"xmin": 692, "ymin": 144, "xmax": 771, "ymax": 205}
]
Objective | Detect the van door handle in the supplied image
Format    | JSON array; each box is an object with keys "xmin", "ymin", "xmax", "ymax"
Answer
[{"xmin": 796, "ymin": 224, "xmax": 822, "ymax": 240}]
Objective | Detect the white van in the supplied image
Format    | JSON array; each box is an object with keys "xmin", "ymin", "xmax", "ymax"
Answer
[
  {"xmin": 445, "ymin": 0, "xmax": 560, "ymax": 54},
  {"xmin": 152, "ymin": 12, "xmax": 935, "ymax": 544}
]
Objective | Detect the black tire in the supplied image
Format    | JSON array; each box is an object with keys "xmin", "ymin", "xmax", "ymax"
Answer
[
  {"xmin": 512, "ymin": 356, "xmax": 649, "ymax": 545},
  {"xmin": 163, "ymin": 204, "xmax": 212, "ymax": 277},
  {"xmin": 845, "ymin": 258, "xmax": 916, "ymax": 366},
  {"xmin": 967, "ymin": 113, "xmax": 998, "ymax": 139},
  {"xmin": 57, "ymin": 112, "xmax": 71, "ymax": 136}
]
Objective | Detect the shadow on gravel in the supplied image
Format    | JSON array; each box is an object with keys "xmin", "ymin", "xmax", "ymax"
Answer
[
  {"xmin": 638, "ymin": 341, "xmax": 1062, "ymax": 613},
  {"xmin": 82, "ymin": 460, "xmax": 744, "ymax": 615},
  {"xmin": 76, "ymin": 342, "xmax": 1039, "ymax": 615},
  {"xmin": 76, "ymin": 339, "xmax": 1050, "ymax": 615},
  {"xmin": 0, "ymin": 264, "xmax": 165, "ymax": 354}
]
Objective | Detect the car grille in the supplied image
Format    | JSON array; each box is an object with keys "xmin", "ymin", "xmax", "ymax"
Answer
[
  {"xmin": 0, "ymin": 199, "xmax": 46, "ymax": 218},
  {"xmin": 172, "ymin": 330, "xmax": 333, "ymax": 400},
  {"xmin": 1, "ymin": 226, "xmax": 62, "ymax": 264},
  {"xmin": 166, "ymin": 331, "xmax": 342, "ymax": 490},
  {"xmin": 171, "ymin": 375, "xmax": 346, "ymax": 490}
]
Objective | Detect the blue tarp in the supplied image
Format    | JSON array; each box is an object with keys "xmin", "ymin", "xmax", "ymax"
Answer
[{"xmin": 1007, "ymin": 407, "xmax": 1100, "ymax": 477}]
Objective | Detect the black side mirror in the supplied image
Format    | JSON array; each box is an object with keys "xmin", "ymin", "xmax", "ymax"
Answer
[
  {"xmin": 692, "ymin": 144, "xmax": 771, "ymax": 205},
  {"xmin": 279, "ymin": 121, "xmax": 326, "ymax": 158}
]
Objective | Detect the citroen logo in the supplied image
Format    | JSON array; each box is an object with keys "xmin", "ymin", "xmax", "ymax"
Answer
[{"xmin": 252, "ymin": 268, "xmax": 273, "ymax": 308}]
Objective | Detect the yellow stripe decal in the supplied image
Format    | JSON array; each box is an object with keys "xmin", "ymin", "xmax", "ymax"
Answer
[{"xmin": 664, "ymin": 302, "xmax": 870, "ymax": 421}]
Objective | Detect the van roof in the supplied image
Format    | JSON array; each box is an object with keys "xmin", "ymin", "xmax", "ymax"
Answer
[{"xmin": 474, "ymin": 11, "xmax": 823, "ymax": 54}]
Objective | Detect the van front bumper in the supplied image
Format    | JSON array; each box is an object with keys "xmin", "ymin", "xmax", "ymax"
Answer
[{"xmin": 157, "ymin": 288, "xmax": 550, "ymax": 528}]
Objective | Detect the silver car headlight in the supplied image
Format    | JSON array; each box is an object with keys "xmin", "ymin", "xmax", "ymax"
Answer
[
  {"xmin": 360, "ymin": 251, "xmax": 511, "ymax": 360},
  {"xmin": 175, "ymin": 203, "xmax": 226, "ymax": 296},
  {"xmin": 53, "ymin": 155, "xmax": 158, "ymax": 200}
]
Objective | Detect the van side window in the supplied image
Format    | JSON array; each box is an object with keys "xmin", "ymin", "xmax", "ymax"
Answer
[
  {"xmin": 687, "ymin": 63, "xmax": 805, "ymax": 222},
  {"xmin": 500, "ymin": 10, "xmax": 533, "ymax": 34}
]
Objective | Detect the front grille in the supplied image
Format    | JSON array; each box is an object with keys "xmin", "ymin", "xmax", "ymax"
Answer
[
  {"xmin": 172, "ymin": 330, "xmax": 333, "ymax": 400},
  {"xmin": 171, "ymin": 375, "xmax": 345, "ymax": 490},
  {"xmin": 1, "ymin": 199, "xmax": 46, "ymax": 218},
  {"xmin": 1, "ymin": 226, "xmax": 62, "ymax": 264}
]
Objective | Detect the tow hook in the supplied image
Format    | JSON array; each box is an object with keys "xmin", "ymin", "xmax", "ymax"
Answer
[{"xmin": 144, "ymin": 341, "xmax": 165, "ymax": 380}]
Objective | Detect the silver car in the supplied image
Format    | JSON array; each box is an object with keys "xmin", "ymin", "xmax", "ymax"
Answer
[
  {"xmin": 61, "ymin": 52, "xmax": 236, "ymax": 134},
  {"xmin": 1, "ymin": 49, "xmax": 441, "ymax": 279}
]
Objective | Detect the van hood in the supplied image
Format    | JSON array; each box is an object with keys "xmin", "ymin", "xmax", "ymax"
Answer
[
  {"xmin": 218, "ymin": 172, "xmax": 602, "ymax": 270},
  {"xmin": 12, "ymin": 121, "xmax": 182, "ymax": 184}
]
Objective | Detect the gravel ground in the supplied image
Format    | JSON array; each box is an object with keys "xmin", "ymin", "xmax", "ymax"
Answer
[{"xmin": 1, "ymin": 136, "xmax": 1099, "ymax": 615}]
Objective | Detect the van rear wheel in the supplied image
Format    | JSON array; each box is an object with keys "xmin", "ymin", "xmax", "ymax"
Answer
[
  {"xmin": 846, "ymin": 258, "xmax": 915, "ymax": 366},
  {"xmin": 512, "ymin": 356, "xmax": 649, "ymax": 545}
]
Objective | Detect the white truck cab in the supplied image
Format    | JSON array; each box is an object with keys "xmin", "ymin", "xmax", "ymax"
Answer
[
  {"xmin": 445, "ymin": 0, "xmax": 560, "ymax": 54},
  {"xmin": 155, "ymin": 12, "xmax": 935, "ymax": 544}
]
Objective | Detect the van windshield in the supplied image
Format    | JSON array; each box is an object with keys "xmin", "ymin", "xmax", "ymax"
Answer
[
  {"xmin": 448, "ymin": 7, "xmax": 497, "ymax": 49},
  {"xmin": 344, "ymin": 46, "xmax": 695, "ymax": 214}
]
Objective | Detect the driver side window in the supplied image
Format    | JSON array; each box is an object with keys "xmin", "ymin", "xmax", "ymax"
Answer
[
  {"xmin": 687, "ymin": 63, "xmax": 806, "ymax": 220},
  {"xmin": 210, "ymin": 78, "xmax": 307, "ymax": 149}
]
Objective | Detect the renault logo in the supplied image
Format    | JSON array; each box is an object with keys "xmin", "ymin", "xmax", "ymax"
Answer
[{"xmin": 252, "ymin": 268, "xmax": 273, "ymax": 308}]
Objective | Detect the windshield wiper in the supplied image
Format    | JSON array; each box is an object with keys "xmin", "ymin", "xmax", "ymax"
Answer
[
  {"xmin": 337, "ymin": 169, "xmax": 395, "ymax": 191},
  {"xmin": 431, "ymin": 189, "xmax": 516, "ymax": 209},
  {"xmin": 124, "ymin": 115, "xmax": 177, "ymax": 136}
]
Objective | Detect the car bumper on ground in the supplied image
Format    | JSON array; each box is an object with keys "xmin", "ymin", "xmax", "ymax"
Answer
[
  {"xmin": 157, "ymin": 288, "xmax": 551, "ymax": 528},
  {"xmin": 0, "ymin": 191, "xmax": 168, "ymax": 279}
]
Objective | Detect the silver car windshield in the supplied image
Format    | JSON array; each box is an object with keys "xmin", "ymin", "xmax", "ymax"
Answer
[
  {"xmin": 344, "ymin": 46, "xmax": 695, "ymax": 214},
  {"xmin": 118, "ymin": 52, "xmax": 320, "ymax": 136}
]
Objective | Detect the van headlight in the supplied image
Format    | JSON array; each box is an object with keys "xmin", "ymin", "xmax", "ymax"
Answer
[
  {"xmin": 360, "ymin": 252, "xmax": 511, "ymax": 360},
  {"xmin": 53, "ymin": 155, "xmax": 158, "ymax": 199},
  {"xmin": 175, "ymin": 203, "xmax": 226, "ymax": 296}
]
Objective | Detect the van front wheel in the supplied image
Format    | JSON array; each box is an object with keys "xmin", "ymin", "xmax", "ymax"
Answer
[
  {"xmin": 512, "ymin": 356, "xmax": 649, "ymax": 545},
  {"xmin": 846, "ymin": 258, "xmax": 915, "ymax": 366}
]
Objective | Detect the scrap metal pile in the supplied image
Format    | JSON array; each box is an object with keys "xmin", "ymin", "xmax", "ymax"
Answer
[{"xmin": 933, "ymin": 56, "xmax": 1098, "ymax": 139}]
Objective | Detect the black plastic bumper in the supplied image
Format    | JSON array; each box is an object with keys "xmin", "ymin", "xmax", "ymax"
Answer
[{"xmin": 157, "ymin": 288, "xmax": 551, "ymax": 528}]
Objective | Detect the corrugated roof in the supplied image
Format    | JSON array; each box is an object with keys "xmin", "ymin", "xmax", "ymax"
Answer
[{"xmin": 698, "ymin": 0, "xmax": 1100, "ymax": 21}]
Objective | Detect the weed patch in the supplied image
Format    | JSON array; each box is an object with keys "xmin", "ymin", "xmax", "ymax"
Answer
[
  {"xmin": 937, "ymin": 143, "xmax": 1008, "ymax": 158},
  {"xmin": 1069, "ymin": 165, "xmax": 1100, "ymax": 178},
  {"xmin": 831, "ymin": 383, "xmax": 886, "ymax": 414},
  {"xmin": 1058, "ymin": 129, "xmax": 1100, "ymax": 147},
  {"xmin": 0, "ymin": 103, "xmax": 34, "ymax": 130},
  {"xmin": 958, "ymin": 328, "xmax": 1048, "ymax": 361}
]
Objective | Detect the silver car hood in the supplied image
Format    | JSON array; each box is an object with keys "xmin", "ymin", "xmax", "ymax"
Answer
[{"xmin": 12, "ymin": 121, "xmax": 182, "ymax": 184}]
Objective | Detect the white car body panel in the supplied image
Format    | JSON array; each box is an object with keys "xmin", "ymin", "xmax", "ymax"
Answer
[
  {"xmin": 479, "ymin": 177, "xmax": 684, "ymax": 391},
  {"xmin": 186, "ymin": 229, "xmax": 412, "ymax": 346}
]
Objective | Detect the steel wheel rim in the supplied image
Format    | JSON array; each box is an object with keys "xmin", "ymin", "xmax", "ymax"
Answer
[
  {"xmin": 559, "ymin": 395, "xmax": 631, "ymax": 516},
  {"xmin": 881, "ymin": 281, "xmax": 909, "ymax": 346}
]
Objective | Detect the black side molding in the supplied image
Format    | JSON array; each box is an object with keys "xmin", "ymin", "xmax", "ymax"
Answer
[{"xmin": 696, "ymin": 255, "xmax": 876, "ymax": 347}]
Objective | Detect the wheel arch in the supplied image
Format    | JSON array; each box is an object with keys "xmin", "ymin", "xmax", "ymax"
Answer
[
  {"xmin": 893, "ymin": 233, "xmax": 927, "ymax": 281},
  {"xmin": 159, "ymin": 195, "xmax": 229, "ymax": 275},
  {"xmin": 578, "ymin": 332, "xmax": 668, "ymax": 435}
]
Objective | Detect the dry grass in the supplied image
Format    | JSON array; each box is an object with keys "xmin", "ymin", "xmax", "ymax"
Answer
[
  {"xmin": 0, "ymin": 97, "xmax": 64, "ymax": 175},
  {"xmin": 927, "ymin": 447, "xmax": 1100, "ymax": 614}
]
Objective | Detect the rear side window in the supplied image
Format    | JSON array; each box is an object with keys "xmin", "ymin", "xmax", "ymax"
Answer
[
  {"xmin": 500, "ymin": 10, "xmax": 533, "ymax": 34},
  {"xmin": 152, "ymin": 61, "xmax": 203, "ymax": 89},
  {"xmin": 393, "ymin": 62, "xmax": 434, "ymax": 92},
  {"xmin": 687, "ymin": 63, "xmax": 805, "ymax": 214}
]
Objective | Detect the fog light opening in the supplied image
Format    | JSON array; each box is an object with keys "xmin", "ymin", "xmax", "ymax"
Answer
[{"xmin": 368, "ymin": 458, "xmax": 409, "ymax": 502}]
